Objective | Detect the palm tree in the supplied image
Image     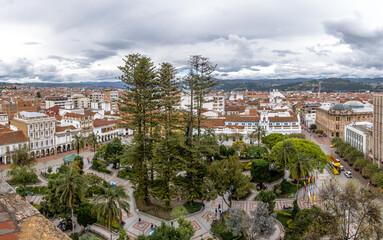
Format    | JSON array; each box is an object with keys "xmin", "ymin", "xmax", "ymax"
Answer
[
  {"xmin": 72, "ymin": 134, "xmax": 84, "ymax": 155},
  {"xmin": 253, "ymin": 126, "xmax": 266, "ymax": 146},
  {"xmin": 57, "ymin": 169, "xmax": 86, "ymax": 233},
  {"xmin": 92, "ymin": 185, "xmax": 130, "ymax": 240},
  {"xmin": 279, "ymin": 140, "xmax": 297, "ymax": 168},
  {"xmin": 289, "ymin": 153, "xmax": 312, "ymax": 191},
  {"xmin": 87, "ymin": 132, "xmax": 99, "ymax": 153}
]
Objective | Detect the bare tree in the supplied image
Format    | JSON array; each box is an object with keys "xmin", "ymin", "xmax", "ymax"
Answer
[
  {"xmin": 225, "ymin": 209, "xmax": 245, "ymax": 237},
  {"xmin": 319, "ymin": 180, "xmax": 383, "ymax": 240},
  {"xmin": 247, "ymin": 202, "xmax": 276, "ymax": 239}
]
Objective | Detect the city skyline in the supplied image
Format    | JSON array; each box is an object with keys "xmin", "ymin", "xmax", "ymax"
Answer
[{"xmin": 1, "ymin": 0, "xmax": 383, "ymax": 83}]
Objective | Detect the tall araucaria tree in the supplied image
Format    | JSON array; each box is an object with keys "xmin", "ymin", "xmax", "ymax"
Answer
[
  {"xmin": 182, "ymin": 55, "xmax": 217, "ymax": 203},
  {"xmin": 118, "ymin": 54, "xmax": 157, "ymax": 203},
  {"xmin": 152, "ymin": 62, "xmax": 183, "ymax": 209}
]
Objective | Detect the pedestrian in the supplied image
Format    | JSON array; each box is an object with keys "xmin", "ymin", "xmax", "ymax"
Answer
[
  {"xmin": 138, "ymin": 218, "xmax": 141, "ymax": 225},
  {"xmin": 171, "ymin": 221, "xmax": 173, "ymax": 226},
  {"xmin": 151, "ymin": 223, "xmax": 153, "ymax": 230},
  {"xmin": 215, "ymin": 208, "xmax": 217, "ymax": 216},
  {"xmin": 218, "ymin": 204, "xmax": 221, "ymax": 209}
]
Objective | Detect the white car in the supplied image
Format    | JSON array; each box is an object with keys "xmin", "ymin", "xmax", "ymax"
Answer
[{"xmin": 344, "ymin": 171, "xmax": 353, "ymax": 178}]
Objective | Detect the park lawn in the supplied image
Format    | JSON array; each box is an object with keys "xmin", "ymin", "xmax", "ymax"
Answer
[
  {"xmin": 136, "ymin": 199, "xmax": 202, "ymax": 220},
  {"xmin": 212, "ymin": 219, "xmax": 247, "ymax": 240}
]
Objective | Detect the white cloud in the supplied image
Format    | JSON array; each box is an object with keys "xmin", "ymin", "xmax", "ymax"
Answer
[{"xmin": 0, "ymin": 0, "xmax": 383, "ymax": 82}]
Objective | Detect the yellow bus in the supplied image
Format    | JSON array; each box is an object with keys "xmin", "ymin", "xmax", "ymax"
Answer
[{"xmin": 327, "ymin": 154, "xmax": 341, "ymax": 175}]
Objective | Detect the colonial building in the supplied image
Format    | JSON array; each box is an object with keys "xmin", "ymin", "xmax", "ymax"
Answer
[
  {"xmin": 93, "ymin": 119, "xmax": 119, "ymax": 142},
  {"xmin": 55, "ymin": 125, "xmax": 80, "ymax": 153},
  {"xmin": 0, "ymin": 112, "xmax": 8, "ymax": 125},
  {"xmin": 61, "ymin": 112, "xmax": 93, "ymax": 137},
  {"xmin": 316, "ymin": 101, "xmax": 373, "ymax": 139},
  {"xmin": 0, "ymin": 131, "xmax": 29, "ymax": 164},
  {"xmin": 10, "ymin": 111, "xmax": 56, "ymax": 158}
]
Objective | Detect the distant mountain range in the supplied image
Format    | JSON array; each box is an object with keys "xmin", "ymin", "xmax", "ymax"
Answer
[{"xmin": 8, "ymin": 77, "xmax": 383, "ymax": 92}]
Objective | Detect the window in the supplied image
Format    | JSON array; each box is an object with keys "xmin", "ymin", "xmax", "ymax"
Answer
[
  {"xmin": 35, "ymin": 124, "xmax": 39, "ymax": 129},
  {"xmin": 51, "ymin": 139, "xmax": 53, "ymax": 145},
  {"xmin": 46, "ymin": 130, "xmax": 49, "ymax": 136},
  {"xmin": 30, "ymin": 133, "xmax": 33, "ymax": 138},
  {"xmin": 29, "ymin": 125, "xmax": 33, "ymax": 130},
  {"xmin": 336, "ymin": 117, "xmax": 340, "ymax": 121},
  {"xmin": 347, "ymin": 117, "xmax": 351, "ymax": 121},
  {"xmin": 51, "ymin": 130, "xmax": 53, "ymax": 135},
  {"xmin": 36, "ymin": 132, "xmax": 39, "ymax": 138},
  {"xmin": 51, "ymin": 122, "xmax": 53, "ymax": 127},
  {"xmin": 336, "ymin": 125, "xmax": 339, "ymax": 130},
  {"xmin": 358, "ymin": 117, "xmax": 360, "ymax": 121},
  {"xmin": 41, "ymin": 131, "xmax": 44, "ymax": 137},
  {"xmin": 30, "ymin": 143, "xmax": 33, "ymax": 148},
  {"xmin": 41, "ymin": 141, "xmax": 44, "ymax": 147},
  {"xmin": 46, "ymin": 140, "xmax": 49, "ymax": 146},
  {"xmin": 284, "ymin": 123, "xmax": 288, "ymax": 125},
  {"xmin": 36, "ymin": 142, "xmax": 39, "ymax": 147},
  {"xmin": 40, "ymin": 123, "xmax": 43, "ymax": 129},
  {"xmin": 45, "ymin": 122, "xmax": 48, "ymax": 128}
]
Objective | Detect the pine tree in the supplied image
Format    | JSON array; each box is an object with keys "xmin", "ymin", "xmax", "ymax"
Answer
[{"xmin": 118, "ymin": 54, "xmax": 157, "ymax": 203}]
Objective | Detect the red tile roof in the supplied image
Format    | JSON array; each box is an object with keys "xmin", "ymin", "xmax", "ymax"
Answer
[
  {"xmin": 0, "ymin": 131, "xmax": 29, "ymax": 145},
  {"xmin": 225, "ymin": 116, "xmax": 260, "ymax": 122},
  {"xmin": 55, "ymin": 125, "xmax": 77, "ymax": 132},
  {"xmin": 93, "ymin": 119, "xmax": 116, "ymax": 128}
]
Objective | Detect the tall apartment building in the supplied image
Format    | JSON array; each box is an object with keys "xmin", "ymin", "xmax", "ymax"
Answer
[
  {"xmin": 71, "ymin": 94, "xmax": 89, "ymax": 109},
  {"xmin": 10, "ymin": 112, "xmax": 56, "ymax": 158},
  {"xmin": 374, "ymin": 94, "xmax": 383, "ymax": 167}
]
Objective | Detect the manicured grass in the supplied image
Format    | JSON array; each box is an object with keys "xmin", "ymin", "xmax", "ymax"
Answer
[
  {"xmin": 136, "ymin": 199, "xmax": 202, "ymax": 220},
  {"xmin": 212, "ymin": 219, "xmax": 247, "ymax": 240},
  {"xmin": 80, "ymin": 231, "xmax": 105, "ymax": 240}
]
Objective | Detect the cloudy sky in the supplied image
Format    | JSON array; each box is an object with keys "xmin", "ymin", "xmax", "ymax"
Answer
[{"xmin": 1, "ymin": 0, "xmax": 383, "ymax": 83}]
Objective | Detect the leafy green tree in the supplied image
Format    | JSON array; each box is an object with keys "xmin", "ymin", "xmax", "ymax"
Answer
[
  {"xmin": 85, "ymin": 173, "xmax": 104, "ymax": 196},
  {"xmin": 104, "ymin": 138, "xmax": 125, "ymax": 166},
  {"xmin": 219, "ymin": 145, "xmax": 227, "ymax": 156},
  {"xmin": 331, "ymin": 137, "xmax": 342, "ymax": 146},
  {"xmin": 262, "ymin": 133, "xmax": 287, "ymax": 149},
  {"xmin": 40, "ymin": 179, "xmax": 71, "ymax": 219},
  {"xmin": 362, "ymin": 163, "xmax": 379, "ymax": 179},
  {"xmin": 257, "ymin": 190, "xmax": 276, "ymax": 213},
  {"xmin": 251, "ymin": 159, "xmax": 271, "ymax": 183},
  {"xmin": 8, "ymin": 165, "xmax": 38, "ymax": 186},
  {"xmin": 270, "ymin": 140, "xmax": 297, "ymax": 169},
  {"xmin": 285, "ymin": 206, "xmax": 335, "ymax": 240},
  {"xmin": 119, "ymin": 53, "xmax": 157, "ymax": 203},
  {"xmin": 92, "ymin": 185, "xmax": 130, "ymax": 240},
  {"xmin": 117, "ymin": 228, "xmax": 130, "ymax": 240},
  {"xmin": 72, "ymin": 134, "xmax": 84, "ymax": 155},
  {"xmin": 57, "ymin": 169, "xmax": 86, "ymax": 233},
  {"xmin": 248, "ymin": 146, "xmax": 268, "ymax": 159},
  {"xmin": 353, "ymin": 158, "xmax": 370, "ymax": 171},
  {"xmin": 36, "ymin": 91, "xmax": 41, "ymax": 98},
  {"xmin": 77, "ymin": 202, "xmax": 97, "ymax": 227},
  {"xmin": 291, "ymin": 199, "xmax": 300, "ymax": 219},
  {"xmin": 287, "ymin": 133, "xmax": 305, "ymax": 139},
  {"xmin": 289, "ymin": 153, "xmax": 312, "ymax": 190},
  {"xmin": 309, "ymin": 124, "xmax": 317, "ymax": 130},
  {"xmin": 11, "ymin": 146, "xmax": 36, "ymax": 167},
  {"xmin": 226, "ymin": 147, "xmax": 236, "ymax": 156},
  {"xmin": 270, "ymin": 139, "xmax": 327, "ymax": 171},
  {"xmin": 87, "ymin": 132, "xmax": 99, "ymax": 153},
  {"xmin": 16, "ymin": 185, "xmax": 27, "ymax": 198},
  {"xmin": 344, "ymin": 148, "xmax": 364, "ymax": 165},
  {"xmin": 372, "ymin": 171, "xmax": 383, "ymax": 188},
  {"xmin": 232, "ymin": 140, "xmax": 249, "ymax": 158},
  {"xmin": 203, "ymin": 155, "xmax": 252, "ymax": 207},
  {"xmin": 72, "ymin": 155, "xmax": 84, "ymax": 175}
]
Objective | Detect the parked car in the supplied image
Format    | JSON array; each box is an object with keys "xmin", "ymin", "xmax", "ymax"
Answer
[
  {"xmin": 340, "ymin": 165, "xmax": 344, "ymax": 171},
  {"xmin": 344, "ymin": 171, "xmax": 353, "ymax": 178},
  {"xmin": 256, "ymin": 183, "xmax": 267, "ymax": 191}
]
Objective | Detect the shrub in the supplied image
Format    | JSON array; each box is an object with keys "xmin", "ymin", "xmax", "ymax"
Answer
[
  {"xmin": 226, "ymin": 147, "xmax": 236, "ymax": 156},
  {"xmin": 372, "ymin": 171, "xmax": 383, "ymax": 188},
  {"xmin": 69, "ymin": 232, "xmax": 79, "ymax": 240},
  {"xmin": 315, "ymin": 129, "xmax": 323, "ymax": 134},
  {"xmin": 219, "ymin": 145, "xmax": 227, "ymax": 156},
  {"xmin": 47, "ymin": 166, "xmax": 52, "ymax": 174},
  {"xmin": 280, "ymin": 179, "xmax": 290, "ymax": 194},
  {"xmin": 248, "ymin": 146, "xmax": 268, "ymax": 159},
  {"xmin": 251, "ymin": 159, "xmax": 270, "ymax": 183}
]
